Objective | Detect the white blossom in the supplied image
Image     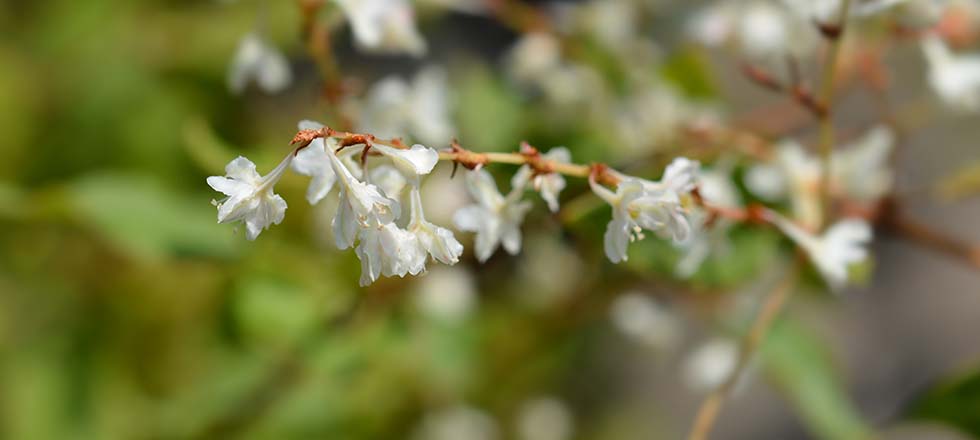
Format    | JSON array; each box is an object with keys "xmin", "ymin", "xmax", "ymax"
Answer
[
  {"xmin": 327, "ymin": 140, "xmax": 401, "ymax": 250},
  {"xmin": 207, "ymin": 155, "xmax": 292, "ymax": 240},
  {"xmin": 745, "ymin": 127, "xmax": 894, "ymax": 229},
  {"xmin": 684, "ymin": 338, "xmax": 739, "ymax": 391},
  {"xmin": 359, "ymin": 67, "xmax": 454, "ymax": 146},
  {"xmin": 227, "ymin": 33, "xmax": 292, "ymax": 94},
  {"xmin": 831, "ymin": 126, "xmax": 895, "ymax": 201},
  {"xmin": 516, "ymin": 397, "xmax": 575, "ymax": 440},
  {"xmin": 590, "ymin": 158, "xmax": 699, "ymax": 263},
  {"xmin": 355, "ymin": 220, "xmax": 425, "ymax": 286},
  {"xmin": 414, "ymin": 266, "xmax": 477, "ymax": 321},
  {"xmin": 675, "ymin": 164, "xmax": 742, "ymax": 277},
  {"xmin": 688, "ymin": 1, "xmax": 819, "ymax": 61},
  {"xmin": 506, "ymin": 32, "xmax": 562, "ymax": 84},
  {"xmin": 610, "ymin": 292, "xmax": 681, "ymax": 350},
  {"xmin": 335, "ymin": 0, "xmax": 427, "ymax": 56},
  {"xmin": 921, "ymin": 34, "xmax": 980, "ymax": 111},
  {"xmin": 512, "ymin": 147, "xmax": 570, "ymax": 212},
  {"xmin": 770, "ymin": 213, "xmax": 872, "ymax": 289},
  {"xmin": 453, "ymin": 169, "xmax": 532, "ymax": 262},
  {"xmin": 409, "ymin": 185, "xmax": 464, "ymax": 265},
  {"xmin": 369, "ymin": 164, "xmax": 410, "ymax": 200},
  {"xmin": 414, "ymin": 405, "xmax": 499, "ymax": 440}
]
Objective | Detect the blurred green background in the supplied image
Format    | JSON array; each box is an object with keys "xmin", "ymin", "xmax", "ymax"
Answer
[{"xmin": 2, "ymin": 0, "xmax": 980, "ymax": 439}]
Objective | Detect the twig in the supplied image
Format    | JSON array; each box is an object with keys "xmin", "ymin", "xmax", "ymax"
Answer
[
  {"xmin": 686, "ymin": 261, "xmax": 802, "ymax": 440},
  {"xmin": 817, "ymin": 0, "xmax": 854, "ymax": 227},
  {"xmin": 882, "ymin": 204, "xmax": 980, "ymax": 269}
]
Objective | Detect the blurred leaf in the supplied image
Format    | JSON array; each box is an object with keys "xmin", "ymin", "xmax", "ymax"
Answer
[
  {"xmin": 182, "ymin": 116, "xmax": 239, "ymax": 172},
  {"xmin": 456, "ymin": 64, "xmax": 525, "ymax": 151},
  {"xmin": 659, "ymin": 47, "xmax": 719, "ymax": 100},
  {"xmin": 0, "ymin": 181, "xmax": 28, "ymax": 220},
  {"xmin": 68, "ymin": 173, "xmax": 238, "ymax": 260},
  {"xmin": 762, "ymin": 319, "xmax": 873, "ymax": 440},
  {"xmin": 234, "ymin": 275, "xmax": 320, "ymax": 349},
  {"xmin": 937, "ymin": 160, "xmax": 980, "ymax": 201},
  {"xmin": 907, "ymin": 365, "xmax": 980, "ymax": 437}
]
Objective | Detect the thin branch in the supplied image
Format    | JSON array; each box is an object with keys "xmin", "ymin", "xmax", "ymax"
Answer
[
  {"xmin": 687, "ymin": 262, "xmax": 802, "ymax": 440},
  {"xmin": 882, "ymin": 204, "xmax": 980, "ymax": 269},
  {"xmin": 817, "ymin": 0, "xmax": 854, "ymax": 227}
]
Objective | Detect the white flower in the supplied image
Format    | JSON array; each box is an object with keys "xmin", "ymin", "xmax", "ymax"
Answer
[
  {"xmin": 506, "ymin": 32, "xmax": 562, "ymax": 84},
  {"xmin": 453, "ymin": 169, "xmax": 532, "ymax": 262},
  {"xmin": 409, "ymin": 185, "xmax": 464, "ymax": 265},
  {"xmin": 369, "ymin": 164, "xmax": 410, "ymax": 200},
  {"xmin": 414, "ymin": 405, "xmax": 499, "ymax": 440},
  {"xmin": 335, "ymin": 0, "xmax": 427, "ymax": 56},
  {"xmin": 688, "ymin": 1, "xmax": 818, "ymax": 61},
  {"xmin": 770, "ymin": 213, "xmax": 872, "ymax": 289},
  {"xmin": 745, "ymin": 127, "xmax": 894, "ymax": 228},
  {"xmin": 414, "ymin": 266, "xmax": 477, "ymax": 321},
  {"xmin": 516, "ymin": 397, "xmax": 575, "ymax": 440},
  {"xmin": 684, "ymin": 338, "xmax": 739, "ymax": 391},
  {"xmin": 359, "ymin": 67, "xmax": 454, "ymax": 146},
  {"xmin": 355, "ymin": 220, "xmax": 425, "ymax": 286},
  {"xmin": 831, "ymin": 126, "xmax": 895, "ymax": 201},
  {"xmin": 610, "ymin": 292, "xmax": 681, "ymax": 350},
  {"xmin": 921, "ymin": 34, "xmax": 980, "ymax": 111},
  {"xmin": 327, "ymin": 142, "xmax": 401, "ymax": 250},
  {"xmin": 688, "ymin": 2, "xmax": 736, "ymax": 46},
  {"xmin": 675, "ymin": 165, "xmax": 741, "ymax": 277},
  {"xmin": 207, "ymin": 155, "xmax": 292, "ymax": 240},
  {"xmin": 227, "ymin": 32, "xmax": 292, "ymax": 94},
  {"xmin": 512, "ymin": 147, "xmax": 570, "ymax": 212},
  {"xmin": 590, "ymin": 158, "xmax": 699, "ymax": 263}
]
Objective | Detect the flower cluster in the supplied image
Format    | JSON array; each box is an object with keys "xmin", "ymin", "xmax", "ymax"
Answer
[
  {"xmin": 206, "ymin": 120, "xmax": 713, "ymax": 286},
  {"xmin": 209, "ymin": 121, "xmax": 461, "ymax": 286}
]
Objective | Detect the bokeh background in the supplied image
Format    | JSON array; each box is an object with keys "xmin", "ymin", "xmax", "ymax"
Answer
[{"xmin": 2, "ymin": 0, "xmax": 980, "ymax": 439}]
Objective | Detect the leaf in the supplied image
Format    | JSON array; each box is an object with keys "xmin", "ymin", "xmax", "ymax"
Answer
[
  {"xmin": 68, "ymin": 173, "xmax": 238, "ymax": 260},
  {"xmin": 907, "ymin": 365, "xmax": 980, "ymax": 437},
  {"xmin": 762, "ymin": 319, "xmax": 873, "ymax": 440}
]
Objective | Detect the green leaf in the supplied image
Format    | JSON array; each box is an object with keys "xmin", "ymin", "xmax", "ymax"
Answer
[
  {"xmin": 908, "ymin": 365, "xmax": 980, "ymax": 437},
  {"xmin": 762, "ymin": 319, "xmax": 873, "ymax": 440},
  {"xmin": 68, "ymin": 173, "xmax": 238, "ymax": 260}
]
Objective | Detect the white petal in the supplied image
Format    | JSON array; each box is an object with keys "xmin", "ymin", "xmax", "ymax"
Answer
[
  {"xmin": 298, "ymin": 120, "xmax": 325, "ymax": 131},
  {"xmin": 465, "ymin": 169, "xmax": 505, "ymax": 209},
  {"xmin": 224, "ymin": 156, "xmax": 261, "ymax": 183},
  {"xmin": 661, "ymin": 157, "xmax": 700, "ymax": 193},
  {"xmin": 372, "ymin": 143, "xmax": 439, "ymax": 176},
  {"xmin": 604, "ymin": 217, "xmax": 631, "ymax": 263},
  {"xmin": 292, "ymin": 139, "xmax": 337, "ymax": 204},
  {"xmin": 332, "ymin": 195, "xmax": 359, "ymax": 250},
  {"xmin": 409, "ymin": 66, "xmax": 454, "ymax": 145},
  {"xmin": 369, "ymin": 164, "xmax": 409, "ymax": 200},
  {"xmin": 206, "ymin": 176, "xmax": 250, "ymax": 198}
]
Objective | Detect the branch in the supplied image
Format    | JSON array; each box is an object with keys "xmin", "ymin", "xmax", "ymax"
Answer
[
  {"xmin": 817, "ymin": 0, "xmax": 854, "ymax": 227},
  {"xmin": 686, "ymin": 262, "xmax": 802, "ymax": 440}
]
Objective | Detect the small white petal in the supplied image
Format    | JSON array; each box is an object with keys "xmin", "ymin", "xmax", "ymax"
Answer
[{"xmin": 372, "ymin": 143, "xmax": 439, "ymax": 176}]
